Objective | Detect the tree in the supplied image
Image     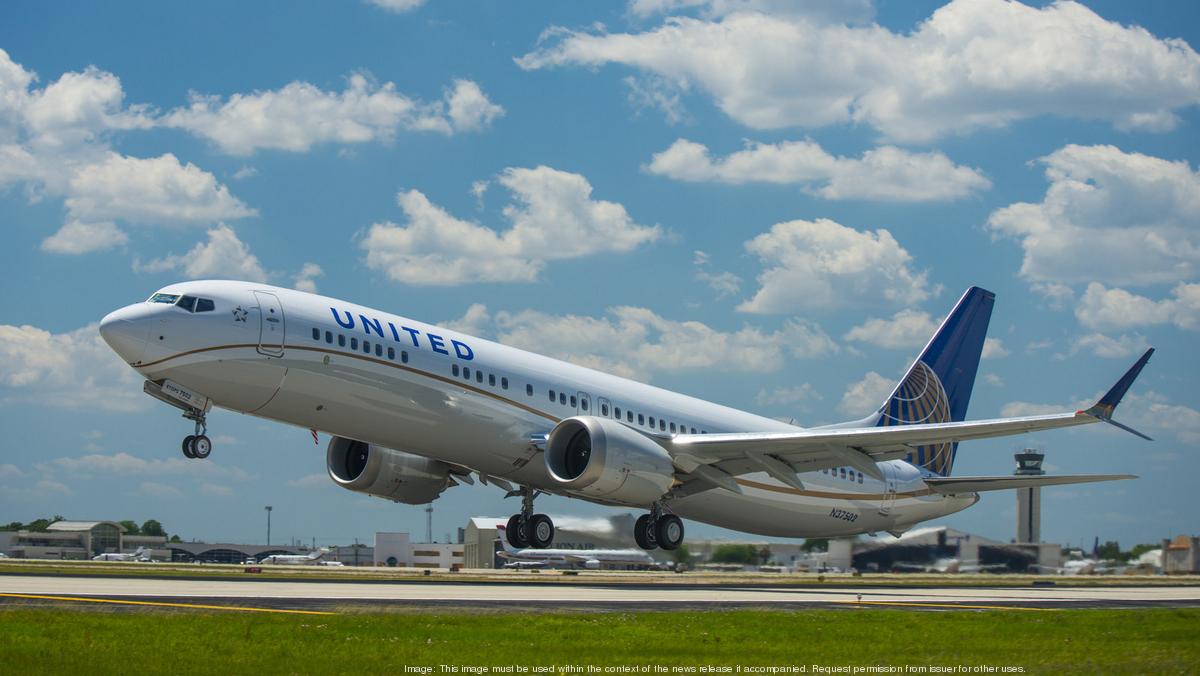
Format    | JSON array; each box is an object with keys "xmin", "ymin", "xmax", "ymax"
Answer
[
  {"xmin": 1, "ymin": 522, "xmax": 23, "ymax": 531},
  {"xmin": 169, "ymin": 534, "xmax": 182, "ymax": 543},
  {"xmin": 119, "ymin": 520, "xmax": 140, "ymax": 535},
  {"xmin": 801, "ymin": 538, "xmax": 829, "ymax": 552},
  {"xmin": 1127, "ymin": 543, "xmax": 1158, "ymax": 562},
  {"xmin": 711, "ymin": 544, "xmax": 761, "ymax": 565},
  {"xmin": 1096, "ymin": 540, "xmax": 1122, "ymax": 561},
  {"xmin": 25, "ymin": 518, "xmax": 52, "ymax": 532},
  {"xmin": 670, "ymin": 544, "xmax": 691, "ymax": 565},
  {"xmin": 140, "ymin": 519, "xmax": 166, "ymax": 537}
]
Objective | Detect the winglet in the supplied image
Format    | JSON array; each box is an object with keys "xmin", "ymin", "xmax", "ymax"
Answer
[{"xmin": 1081, "ymin": 348, "xmax": 1154, "ymax": 440}]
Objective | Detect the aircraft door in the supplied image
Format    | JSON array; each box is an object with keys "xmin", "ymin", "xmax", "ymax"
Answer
[
  {"xmin": 254, "ymin": 291, "xmax": 285, "ymax": 357},
  {"xmin": 577, "ymin": 391, "xmax": 591, "ymax": 416},
  {"xmin": 879, "ymin": 463, "xmax": 897, "ymax": 516}
]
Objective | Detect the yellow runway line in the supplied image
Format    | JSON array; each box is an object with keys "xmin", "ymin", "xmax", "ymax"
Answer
[
  {"xmin": 836, "ymin": 599, "xmax": 1056, "ymax": 612},
  {"xmin": 0, "ymin": 593, "xmax": 336, "ymax": 615}
]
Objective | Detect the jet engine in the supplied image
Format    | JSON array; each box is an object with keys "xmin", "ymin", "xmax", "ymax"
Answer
[
  {"xmin": 544, "ymin": 416, "xmax": 675, "ymax": 506},
  {"xmin": 326, "ymin": 436, "xmax": 454, "ymax": 504}
]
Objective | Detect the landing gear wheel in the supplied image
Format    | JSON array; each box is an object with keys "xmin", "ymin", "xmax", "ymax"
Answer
[
  {"xmin": 528, "ymin": 514, "xmax": 555, "ymax": 549},
  {"xmin": 506, "ymin": 514, "xmax": 530, "ymax": 549},
  {"xmin": 655, "ymin": 514, "xmax": 684, "ymax": 551},
  {"xmin": 191, "ymin": 434, "xmax": 212, "ymax": 459},
  {"xmin": 634, "ymin": 514, "xmax": 659, "ymax": 550},
  {"xmin": 182, "ymin": 435, "xmax": 197, "ymax": 459}
]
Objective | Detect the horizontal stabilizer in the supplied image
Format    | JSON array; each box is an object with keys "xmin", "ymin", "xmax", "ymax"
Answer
[{"xmin": 924, "ymin": 474, "xmax": 1136, "ymax": 494}]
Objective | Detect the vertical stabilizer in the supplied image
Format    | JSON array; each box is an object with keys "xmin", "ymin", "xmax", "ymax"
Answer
[{"xmin": 875, "ymin": 287, "xmax": 994, "ymax": 476}]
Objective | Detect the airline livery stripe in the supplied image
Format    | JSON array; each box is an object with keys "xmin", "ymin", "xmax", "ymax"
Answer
[
  {"xmin": 736, "ymin": 478, "xmax": 934, "ymax": 500},
  {"xmin": 135, "ymin": 342, "xmax": 563, "ymax": 423}
]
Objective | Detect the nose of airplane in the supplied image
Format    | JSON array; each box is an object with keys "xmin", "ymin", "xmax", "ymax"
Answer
[{"xmin": 99, "ymin": 304, "xmax": 152, "ymax": 365}]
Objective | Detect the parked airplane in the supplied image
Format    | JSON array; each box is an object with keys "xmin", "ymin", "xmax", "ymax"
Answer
[
  {"xmin": 495, "ymin": 524, "xmax": 663, "ymax": 569},
  {"xmin": 260, "ymin": 549, "xmax": 328, "ymax": 565},
  {"xmin": 92, "ymin": 546, "xmax": 151, "ymax": 562},
  {"xmin": 98, "ymin": 281, "xmax": 1151, "ymax": 551}
]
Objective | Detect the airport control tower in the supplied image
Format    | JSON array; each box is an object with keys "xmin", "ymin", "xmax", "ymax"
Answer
[{"xmin": 1015, "ymin": 450, "xmax": 1045, "ymax": 543}]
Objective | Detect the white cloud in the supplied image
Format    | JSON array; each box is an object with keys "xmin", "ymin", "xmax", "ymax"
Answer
[
  {"xmin": 1073, "ymin": 333, "xmax": 1151, "ymax": 359},
  {"xmin": 1032, "ymin": 282, "xmax": 1075, "ymax": 310},
  {"xmin": 136, "ymin": 224, "xmax": 268, "ymax": 282},
  {"xmin": 0, "ymin": 322, "xmax": 144, "ymax": 412},
  {"xmin": 449, "ymin": 304, "xmax": 835, "ymax": 380},
  {"xmin": 0, "ymin": 51, "xmax": 253, "ymax": 250},
  {"xmin": 754, "ymin": 383, "xmax": 821, "ymax": 407},
  {"xmin": 0, "ymin": 464, "xmax": 24, "ymax": 479},
  {"xmin": 232, "ymin": 166, "xmax": 257, "ymax": 180},
  {"xmin": 287, "ymin": 473, "xmax": 329, "ymax": 488},
  {"xmin": 366, "ymin": 0, "xmax": 425, "ymax": 12},
  {"xmin": 988, "ymin": 145, "xmax": 1200, "ymax": 287},
  {"xmin": 737, "ymin": 218, "xmax": 935, "ymax": 314},
  {"xmin": 200, "ymin": 483, "xmax": 234, "ymax": 497},
  {"xmin": 624, "ymin": 75, "xmax": 690, "ymax": 125},
  {"xmin": 361, "ymin": 166, "xmax": 660, "ymax": 285},
  {"xmin": 293, "ymin": 262, "xmax": 324, "ymax": 293},
  {"xmin": 164, "ymin": 73, "xmax": 502, "ymax": 155},
  {"xmin": 982, "ymin": 338, "xmax": 1009, "ymax": 360},
  {"xmin": 692, "ymin": 248, "xmax": 741, "ymax": 298},
  {"xmin": 45, "ymin": 451, "xmax": 251, "ymax": 482},
  {"xmin": 982, "ymin": 373, "xmax": 1003, "ymax": 387},
  {"xmin": 1075, "ymin": 282, "xmax": 1200, "ymax": 331},
  {"xmin": 628, "ymin": 0, "xmax": 874, "ymax": 24},
  {"xmin": 647, "ymin": 139, "xmax": 989, "ymax": 201},
  {"xmin": 443, "ymin": 303, "xmax": 492, "ymax": 336},
  {"xmin": 65, "ymin": 152, "xmax": 255, "ymax": 224},
  {"xmin": 520, "ymin": 1, "xmax": 1200, "ymax": 142},
  {"xmin": 40, "ymin": 220, "xmax": 127, "ymax": 255},
  {"xmin": 1002, "ymin": 392, "xmax": 1200, "ymax": 446},
  {"xmin": 844, "ymin": 309, "xmax": 940, "ymax": 349},
  {"xmin": 35, "ymin": 480, "xmax": 72, "ymax": 496},
  {"xmin": 838, "ymin": 371, "xmax": 892, "ymax": 417}
]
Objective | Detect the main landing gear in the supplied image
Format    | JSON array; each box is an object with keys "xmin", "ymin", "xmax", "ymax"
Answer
[
  {"xmin": 180, "ymin": 408, "xmax": 212, "ymax": 460},
  {"xmin": 505, "ymin": 487, "xmax": 555, "ymax": 549},
  {"xmin": 634, "ymin": 504, "xmax": 684, "ymax": 551}
]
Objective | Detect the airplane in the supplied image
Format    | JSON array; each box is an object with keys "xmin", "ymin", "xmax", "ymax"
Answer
[
  {"xmin": 98, "ymin": 281, "xmax": 1151, "ymax": 552},
  {"xmin": 92, "ymin": 546, "xmax": 152, "ymax": 562},
  {"xmin": 494, "ymin": 524, "xmax": 664, "ymax": 570},
  {"xmin": 259, "ymin": 548, "xmax": 329, "ymax": 565}
]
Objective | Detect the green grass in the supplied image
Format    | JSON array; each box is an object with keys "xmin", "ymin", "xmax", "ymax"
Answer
[{"xmin": 1, "ymin": 607, "xmax": 1197, "ymax": 675}]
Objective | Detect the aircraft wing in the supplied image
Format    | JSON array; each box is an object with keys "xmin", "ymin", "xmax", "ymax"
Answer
[
  {"xmin": 666, "ymin": 349, "xmax": 1152, "ymax": 493},
  {"xmin": 922, "ymin": 474, "xmax": 1137, "ymax": 494}
]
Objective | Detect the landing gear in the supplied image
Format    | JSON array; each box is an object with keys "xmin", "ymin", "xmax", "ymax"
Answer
[
  {"xmin": 505, "ymin": 487, "xmax": 555, "ymax": 549},
  {"xmin": 180, "ymin": 409, "xmax": 212, "ymax": 460},
  {"xmin": 634, "ymin": 505, "xmax": 684, "ymax": 551}
]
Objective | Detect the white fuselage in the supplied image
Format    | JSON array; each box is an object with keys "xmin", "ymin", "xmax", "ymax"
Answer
[{"xmin": 99, "ymin": 280, "xmax": 976, "ymax": 539}]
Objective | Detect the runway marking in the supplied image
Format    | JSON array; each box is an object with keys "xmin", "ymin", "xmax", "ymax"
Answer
[
  {"xmin": 0, "ymin": 593, "xmax": 336, "ymax": 615},
  {"xmin": 837, "ymin": 599, "xmax": 1055, "ymax": 612}
]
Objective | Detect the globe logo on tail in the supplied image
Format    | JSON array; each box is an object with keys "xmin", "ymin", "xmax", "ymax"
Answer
[{"xmin": 880, "ymin": 361, "xmax": 955, "ymax": 475}]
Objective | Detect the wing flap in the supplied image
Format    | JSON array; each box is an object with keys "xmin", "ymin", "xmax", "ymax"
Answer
[{"xmin": 923, "ymin": 474, "xmax": 1137, "ymax": 494}]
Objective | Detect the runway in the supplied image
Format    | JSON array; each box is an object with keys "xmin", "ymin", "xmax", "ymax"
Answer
[{"xmin": 3, "ymin": 574, "xmax": 1199, "ymax": 612}]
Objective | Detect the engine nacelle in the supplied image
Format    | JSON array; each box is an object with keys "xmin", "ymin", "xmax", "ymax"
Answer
[
  {"xmin": 326, "ymin": 436, "xmax": 453, "ymax": 504},
  {"xmin": 545, "ymin": 416, "xmax": 675, "ymax": 506}
]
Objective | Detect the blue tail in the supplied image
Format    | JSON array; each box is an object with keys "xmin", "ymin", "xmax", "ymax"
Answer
[{"xmin": 875, "ymin": 287, "xmax": 994, "ymax": 476}]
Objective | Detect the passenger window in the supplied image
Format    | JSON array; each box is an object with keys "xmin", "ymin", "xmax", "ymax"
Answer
[
  {"xmin": 601, "ymin": 404, "xmax": 609, "ymax": 416},
  {"xmin": 489, "ymin": 374, "xmax": 496, "ymax": 386},
  {"xmin": 659, "ymin": 419, "xmax": 666, "ymax": 431},
  {"xmin": 549, "ymin": 390, "xmax": 556, "ymax": 402},
  {"xmin": 570, "ymin": 395, "xmax": 577, "ymax": 408},
  {"xmin": 375, "ymin": 343, "xmax": 382, "ymax": 357},
  {"xmin": 476, "ymin": 371, "xmax": 483, "ymax": 383},
  {"xmin": 638, "ymin": 414, "xmax": 644, "ymax": 425},
  {"xmin": 501, "ymin": 377, "xmax": 508, "ymax": 390},
  {"xmin": 858, "ymin": 473, "xmax": 864, "ymax": 484},
  {"xmin": 690, "ymin": 427, "xmax": 697, "ymax": 434},
  {"xmin": 177, "ymin": 296, "xmax": 197, "ymax": 312},
  {"xmin": 312, "ymin": 328, "xmax": 320, "ymax": 341},
  {"xmin": 581, "ymin": 399, "xmax": 588, "ymax": 411},
  {"xmin": 452, "ymin": 364, "xmax": 459, "ymax": 376},
  {"xmin": 627, "ymin": 411, "xmax": 634, "ymax": 423},
  {"xmin": 338, "ymin": 334, "xmax": 346, "ymax": 347},
  {"xmin": 350, "ymin": 337, "xmax": 358, "ymax": 350},
  {"xmin": 669, "ymin": 422, "xmax": 676, "ymax": 433},
  {"xmin": 363, "ymin": 340, "xmax": 371, "ymax": 354},
  {"xmin": 195, "ymin": 298, "xmax": 215, "ymax": 312},
  {"xmin": 325, "ymin": 331, "xmax": 333, "ymax": 344},
  {"xmin": 401, "ymin": 351, "xmax": 409, "ymax": 364},
  {"xmin": 464, "ymin": 368, "xmax": 471, "ymax": 380},
  {"xmin": 559, "ymin": 392, "xmax": 566, "ymax": 405},
  {"xmin": 648, "ymin": 416, "xmax": 655, "ymax": 428},
  {"xmin": 388, "ymin": 347, "xmax": 395, "ymax": 360},
  {"xmin": 839, "ymin": 468, "xmax": 847, "ymax": 480},
  {"xmin": 614, "ymin": 406, "xmax": 621, "ymax": 418},
  {"xmin": 526, "ymin": 384, "xmax": 533, "ymax": 396}
]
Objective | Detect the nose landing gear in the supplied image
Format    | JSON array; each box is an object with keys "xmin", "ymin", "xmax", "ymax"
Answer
[
  {"xmin": 180, "ymin": 409, "xmax": 212, "ymax": 460},
  {"xmin": 505, "ymin": 487, "xmax": 554, "ymax": 549}
]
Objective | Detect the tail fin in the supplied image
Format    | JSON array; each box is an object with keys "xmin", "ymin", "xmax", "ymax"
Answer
[
  {"xmin": 495, "ymin": 525, "xmax": 519, "ymax": 554},
  {"xmin": 876, "ymin": 286, "xmax": 994, "ymax": 476}
]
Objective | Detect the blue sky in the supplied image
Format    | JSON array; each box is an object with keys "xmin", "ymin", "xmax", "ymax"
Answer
[{"xmin": 1, "ymin": 0, "xmax": 1197, "ymax": 551}]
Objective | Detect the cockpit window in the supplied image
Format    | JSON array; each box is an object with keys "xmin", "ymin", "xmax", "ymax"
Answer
[
  {"xmin": 148, "ymin": 293, "xmax": 180, "ymax": 304},
  {"xmin": 195, "ymin": 298, "xmax": 215, "ymax": 312},
  {"xmin": 172, "ymin": 295, "xmax": 216, "ymax": 313},
  {"xmin": 177, "ymin": 296, "xmax": 197, "ymax": 312}
]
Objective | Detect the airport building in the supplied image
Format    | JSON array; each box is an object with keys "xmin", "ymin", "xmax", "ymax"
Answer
[
  {"xmin": 825, "ymin": 526, "xmax": 1062, "ymax": 573},
  {"xmin": 1162, "ymin": 535, "xmax": 1200, "ymax": 574},
  {"xmin": 0, "ymin": 521, "xmax": 168, "ymax": 560}
]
